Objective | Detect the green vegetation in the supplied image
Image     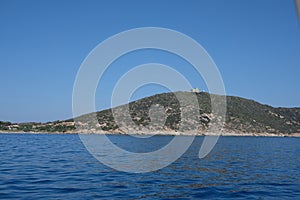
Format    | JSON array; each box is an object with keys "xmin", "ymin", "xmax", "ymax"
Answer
[{"xmin": 1, "ymin": 92, "xmax": 299, "ymax": 134}]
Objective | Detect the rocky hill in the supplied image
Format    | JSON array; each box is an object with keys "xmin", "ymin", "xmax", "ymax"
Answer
[{"xmin": 1, "ymin": 92, "xmax": 300, "ymax": 135}]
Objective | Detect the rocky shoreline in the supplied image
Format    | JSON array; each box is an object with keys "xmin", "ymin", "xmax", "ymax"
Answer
[
  {"xmin": 1, "ymin": 92, "xmax": 299, "ymax": 136},
  {"xmin": 1, "ymin": 130, "xmax": 299, "ymax": 137}
]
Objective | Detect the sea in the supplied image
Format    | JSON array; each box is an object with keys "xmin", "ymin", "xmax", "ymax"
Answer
[{"xmin": 0, "ymin": 134, "xmax": 299, "ymax": 199}]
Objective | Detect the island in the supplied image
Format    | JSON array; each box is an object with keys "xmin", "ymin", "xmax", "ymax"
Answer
[{"xmin": 1, "ymin": 92, "xmax": 300, "ymax": 137}]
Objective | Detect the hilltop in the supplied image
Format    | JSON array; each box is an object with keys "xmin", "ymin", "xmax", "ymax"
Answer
[{"xmin": 1, "ymin": 92, "xmax": 300, "ymax": 136}]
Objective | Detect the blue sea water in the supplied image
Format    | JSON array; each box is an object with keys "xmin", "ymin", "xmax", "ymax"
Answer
[{"xmin": 0, "ymin": 134, "xmax": 299, "ymax": 199}]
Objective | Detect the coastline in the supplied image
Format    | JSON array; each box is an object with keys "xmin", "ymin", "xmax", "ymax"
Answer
[{"xmin": 1, "ymin": 130, "xmax": 299, "ymax": 137}]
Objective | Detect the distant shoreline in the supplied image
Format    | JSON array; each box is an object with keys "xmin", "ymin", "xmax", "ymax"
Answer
[
  {"xmin": 1, "ymin": 131, "xmax": 299, "ymax": 137},
  {"xmin": 1, "ymin": 92, "xmax": 300, "ymax": 135}
]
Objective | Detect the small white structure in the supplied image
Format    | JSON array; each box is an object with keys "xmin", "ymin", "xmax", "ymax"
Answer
[{"xmin": 191, "ymin": 88, "xmax": 200, "ymax": 93}]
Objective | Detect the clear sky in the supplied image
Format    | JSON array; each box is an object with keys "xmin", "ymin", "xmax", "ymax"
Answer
[{"xmin": 0, "ymin": 0, "xmax": 300, "ymax": 123}]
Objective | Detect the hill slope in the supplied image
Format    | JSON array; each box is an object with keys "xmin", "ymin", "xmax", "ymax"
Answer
[{"xmin": 1, "ymin": 92, "xmax": 300, "ymax": 135}]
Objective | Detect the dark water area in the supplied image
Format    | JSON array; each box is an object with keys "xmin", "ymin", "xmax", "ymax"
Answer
[{"xmin": 0, "ymin": 134, "xmax": 299, "ymax": 199}]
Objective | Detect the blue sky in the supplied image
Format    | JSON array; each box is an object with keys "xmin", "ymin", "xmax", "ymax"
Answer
[{"xmin": 0, "ymin": 0, "xmax": 299, "ymax": 122}]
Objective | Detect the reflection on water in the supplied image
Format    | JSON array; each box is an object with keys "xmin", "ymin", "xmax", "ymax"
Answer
[{"xmin": 0, "ymin": 134, "xmax": 299, "ymax": 199}]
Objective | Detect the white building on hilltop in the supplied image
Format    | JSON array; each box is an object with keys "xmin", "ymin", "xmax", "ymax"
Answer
[{"xmin": 191, "ymin": 88, "xmax": 200, "ymax": 93}]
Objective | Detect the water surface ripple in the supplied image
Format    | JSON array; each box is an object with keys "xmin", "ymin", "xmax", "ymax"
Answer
[{"xmin": 0, "ymin": 134, "xmax": 299, "ymax": 199}]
